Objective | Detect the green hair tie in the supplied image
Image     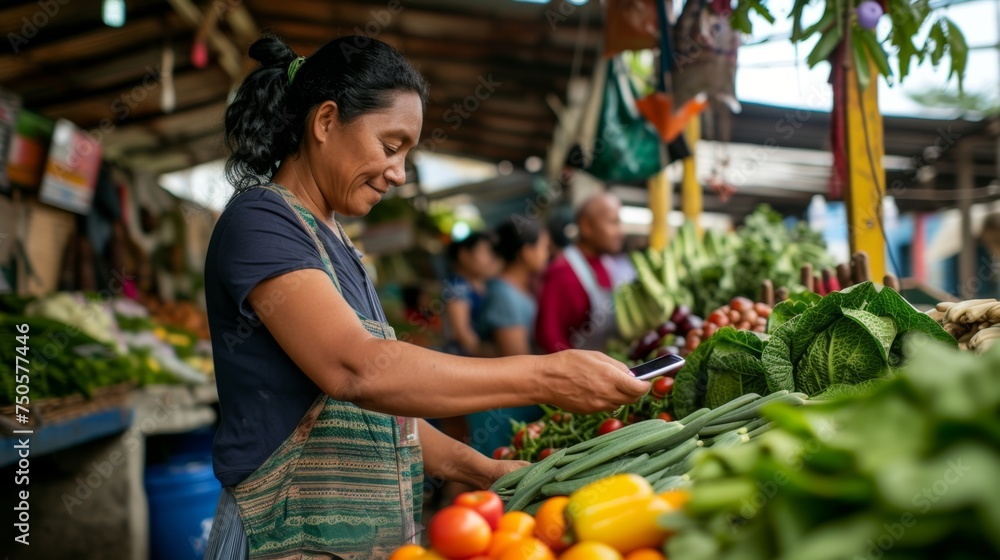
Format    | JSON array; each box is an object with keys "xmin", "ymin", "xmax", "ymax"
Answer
[{"xmin": 287, "ymin": 56, "xmax": 306, "ymax": 85}]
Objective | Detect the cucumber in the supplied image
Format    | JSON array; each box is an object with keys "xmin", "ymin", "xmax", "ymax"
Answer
[
  {"xmin": 555, "ymin": 423, "xmax": 684, "ymax": 481},
  {"xmin": 506, "ymin": 467, "xmax": 561, "ymax": 512},
  {"xmin": 713, "ymin": 391, "xmax": 807, "ymax": 425},
  {"xmin": 679, "ymin": 407, "xmax": 712, "ymax": 425},
  {"xmin": 490, "ymin": 464, "xmax": 531, "ymax": 492},
  {"xmin": 522, "ymin": 499, "xmax": 547, "ymax": 516},
  {"xmin": 699, "ymin": 419, "xmax": 751, "ymax": 437},
  {"xmin": 634, "ymin": 437, "xmax": 701, "ymax": 477},
  {"xmin": 518, "ymin": 448, "xmax": 568, "ymax": 489},
  {"xmin": 653, "ymin": 474, "xmax": 691, "ymax": 493},
  {"xmin": 563, "ymin": 419, "xmax": 667, "ymax": 454},
  {"xmin": 540, "ymin": 453, "xmax": 648, "ymax": 497},
  {"xmin": 747, "ymin": 421, "xmax": 775, "ymax": 439}
]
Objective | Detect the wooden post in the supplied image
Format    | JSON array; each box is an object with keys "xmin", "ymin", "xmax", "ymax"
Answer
[
  {"xmin": 844, "ymin": 57, "xmax": 886, "ymax": 282},
  {"xmin": 681, "ymin": 117, "xmax": 702, "ymax": 234},
  {"xmin": 648, "ymin": 160, "xmax": 671, "ymax": 250}
]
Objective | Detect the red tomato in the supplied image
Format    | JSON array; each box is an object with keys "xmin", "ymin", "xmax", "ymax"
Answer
[
  {"xmin": 597, "ymin": 418, "xmax": 625, "ymax": 436},
  {"xmin": 493, "ymin": 446, "xmax": 513, "ymax": 460},
  {"xmin": 513, "ymin": 429, "xmax": 527, "ymax": 449},
  {"xmin": 626, "ymin": 413, "xmax": 640, "ymax": 425},
  {"xmin": 707, "ymin": 310, "xmax": 730, "ymax": 327},
  {"xmin": 729, "ymin": 296, "xmax": 754, "ymax": 312},
  {"xmin": 538, "ymin": 447, "xmax": 557, "ymax": 461},
  {"xmin": 651, "ymin": 376, "xmax": 674, "ymax": 398},
  {"xmin": 657, "ymin": 412, "xmax": 674, "ymax": 422},
  {"xmin": 428, "ymin": 506, "xmax": 491, "ymax": 559},
  {"xmin": 453, "ymin": 491, "xmax": 504, "ymax": 531}
]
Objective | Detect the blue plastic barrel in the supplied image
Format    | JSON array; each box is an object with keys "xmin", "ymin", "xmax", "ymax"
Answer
[{"xmin": 145, "ymin": 456, "xmax": 221, "ymax": 560}]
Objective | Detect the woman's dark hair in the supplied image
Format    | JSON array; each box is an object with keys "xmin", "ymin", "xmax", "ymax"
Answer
[
  {"xmin": 493, "ymin": 220, "xmax": 543, "ymax": 264},
  {"xmin": 224, "ymin": 35, "xmax": 428, "ymax": 193},
  {"xmin": 446, "ymin": 232, "xmax": 493, "ymax": 264}
]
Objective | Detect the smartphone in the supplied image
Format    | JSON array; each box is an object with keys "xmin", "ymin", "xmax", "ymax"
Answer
[{"xmin": 630, "ymin": 353, "xmax": 686, "ymax": 381}]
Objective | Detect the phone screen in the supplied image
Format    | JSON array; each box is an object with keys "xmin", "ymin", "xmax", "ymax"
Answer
[{"xmin": 629, "ymin": 353, "xmax": 686, "ymax": 380}]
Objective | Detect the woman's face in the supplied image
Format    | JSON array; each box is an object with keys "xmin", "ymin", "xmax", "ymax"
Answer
[
  {"xmin": 313, "ymin": 91, "xmax": 423, "ymax": 216},
  {"xmin": 464, "ymin": 240, "xmax": 499, "ymax": 279},
  {"xmin": 521, "ymin": 231, "xmax": 551, "ymax": 274}
]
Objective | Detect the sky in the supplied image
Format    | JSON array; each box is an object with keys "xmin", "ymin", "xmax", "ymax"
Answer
[{"xmin": 735, "ymin": 0, "xmax": 999, "ymax": 117}]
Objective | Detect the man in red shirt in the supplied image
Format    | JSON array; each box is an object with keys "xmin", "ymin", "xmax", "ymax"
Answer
[{"xmin": 536, "ymin": 193, "xmax": 625, "ymax": 353}]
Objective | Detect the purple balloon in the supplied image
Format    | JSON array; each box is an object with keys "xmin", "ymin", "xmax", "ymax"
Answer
[{"xmin": 858, "ymin": 1, "xmax": 884, "ymax": 30}]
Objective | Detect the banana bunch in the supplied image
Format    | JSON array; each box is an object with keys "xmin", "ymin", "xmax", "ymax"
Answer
[{"xmin": 929, "ymin": 299, "xmax": 1000, "ymax": 354}]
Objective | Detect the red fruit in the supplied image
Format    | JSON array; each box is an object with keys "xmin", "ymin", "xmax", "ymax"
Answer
[
  {"xmin": 428, "ymin": 506, "xmax": 492, "ymax": 558},
  {"xmin": 729, "ymin": 297, "xmax": 754, "ymax": 312},
  {"xmin": 538, "ymin": 448, "xmax": 557, "ymax": 461},
  {"xmin": 652, "ymin": 376, "xmax": 675, "ymax": 398},
  {"xmin": 728, "ymin": 309, "xmax": 741, "ymax": 324},
  {"xmin": 493, "ymin": 446, "xmax": 513, "ymax": 460},
  {"xmin": 657, "ymin": 412, "xmax": 674, "ymax": 422},
  {"xmin": 707, "ymin": 310, "xmax": 730, "ymax": 327},
  {"xmin": 597, "ymin": 418, "xmax": 625, "ymax": 436},
  {"xmin": 454, "ymin": 491, "xmax": 504, "ymax": 531}
]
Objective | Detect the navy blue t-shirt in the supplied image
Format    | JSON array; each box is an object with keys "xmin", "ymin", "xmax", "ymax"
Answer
[{"xmin": 204, "ymin": 187, "xmax": 385, "ymax": 487}]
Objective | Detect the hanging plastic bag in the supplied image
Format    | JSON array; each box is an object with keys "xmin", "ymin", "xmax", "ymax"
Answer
[{"xmin": 582, "ymin": 58, "xmax": 663, "ymax": 183}]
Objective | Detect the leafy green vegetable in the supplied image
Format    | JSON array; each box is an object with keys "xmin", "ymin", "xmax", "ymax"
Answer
[
  {"xmin": 675, "ymin": 282, "xmax": 955, "ymax": 418},
  {"xmin": 662, "ymin": 339, "xmax": 1000, "ymax": 559}
]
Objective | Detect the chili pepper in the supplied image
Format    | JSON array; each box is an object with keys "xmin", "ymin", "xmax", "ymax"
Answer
[{"xmin": 565, "ymin": 474, "xmax": 673, "ymax": 554}]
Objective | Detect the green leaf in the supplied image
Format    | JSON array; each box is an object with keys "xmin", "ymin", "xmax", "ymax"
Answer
[
  {"xmin": 858, "ymin": 27, "xmax": 892, "ymax": 80},
  {"xmin": 674, "ymin": 336, "xmax": 715, "ymax": 418},
  {"xmin": 942, "ymin": 17, "xmax": 968, "ymax": 94},
  {"xmin": 767, "ymin": 292, "xmax": 821, "ymax": 334},
  {"xmin": 806, "ymin": 26, "xmax": 844, "ymax": 68},
  {"xmin": 852, "ymin": 32, "xmax": 871, "ymax": 91},
  {"xmin": 789, "ymin": 0, "xmax": 811, "ymax": 41},
  {"xmin": 761, "ymin": 316, "xmax": 798, "ymax": 393},
  {"xmin": 928, "ymin": 20, "xmax": 947, "ymax": 67},
  {"xmin": 840, "ymin": 308, "xmax": 897, "ymax": 362}
]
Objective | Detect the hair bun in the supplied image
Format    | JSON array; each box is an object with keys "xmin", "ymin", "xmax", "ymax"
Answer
[{"xmin": 248, "ymin": 35, "xmax": 297, "ymax": 67}]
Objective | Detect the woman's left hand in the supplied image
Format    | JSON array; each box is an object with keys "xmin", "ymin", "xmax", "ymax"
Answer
[{"xmin": 483, "ymin": 458, "xmax": 530, "ymax": 487}]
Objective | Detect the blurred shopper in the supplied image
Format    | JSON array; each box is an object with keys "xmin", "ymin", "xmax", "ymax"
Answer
[
  {"xmin": 442, "ymin": 232, "xmax": 497, "ymax": 356},
  {"xmin": 466, "ymin": 219, "xmax": 551, "ymax": 456},
  {"xmin": 536, "ymin": 193, "xmax": 625, "ymax": 353}
]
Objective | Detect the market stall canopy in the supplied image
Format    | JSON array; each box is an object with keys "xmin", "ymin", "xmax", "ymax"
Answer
[{"xmin": 0, "ymin": 0, "xmax": 601, "ymax": 174}]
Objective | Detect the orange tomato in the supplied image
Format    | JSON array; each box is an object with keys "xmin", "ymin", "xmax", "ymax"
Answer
[
  {"xmin": 428, "ymin": 505, "xmax": 492, "ymax": 559},
  {"xmin": 498, "ymin": 511, "xmax": 536, "ymax": 537},
  {"xmin": 486, "ymin": 530, "xmax": 525, "ymax": 558},
  {"xmin": 558, "ymin": 542, "xmax": 623, "ymax": 560},
  {"xmin": 534, "ymin": 496, "xmax": 570, "ymax": 552},
  {"xmin": 498, "ymin": 538, "xmax": 555, "ymax": 560},
  {"xmin": 657, "ymin": 489, "xmax": 691, "ymax": 511},
  {"xmin": 623, "ymin": 548, "xmax": 666, "ymax": 560},
  {"xmin": 388, "ymin": 544, "xmax": 427, "ymax": 560},
  {"xmin": 419, "ymin": 551, "xmax": 448, "ymax": 560}
]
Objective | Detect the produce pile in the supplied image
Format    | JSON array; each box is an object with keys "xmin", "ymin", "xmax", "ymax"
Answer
[
  {"xmin": 613, "ymin": 206, "xmax": 831, "ymax": 334},
  {"xmin": 661, "ymin": 339, "xmax": 1000, "ymax": 559},
  {"xmin": 390, "ymin": 484, "xmax": 688, "ymax": 560},
  {"xmin": 929, "ymin": 297, "xmax": 1000, "ymax": 354},
  {"xmin": 492, "ymin": 391, "xmax": 808, "ymax": 515},
  {"xmin": 0, "ymin": 292, "xmax": 211, "ymax": 405},
  {"xmin": 673, "ymin": 282, "xmax": 954, "ymax": 418},
  {"xmin": 499, "ymin": 377, "xmax": 678, "ymax": 463},
  {"xmin": 682, "ymin": 296, "xmax": 772, "ymax": 354}
]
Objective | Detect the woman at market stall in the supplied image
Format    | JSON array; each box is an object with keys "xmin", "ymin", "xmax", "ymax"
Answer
[
  {"xmin": 441, "ymin": 231, "xmax": 497, "ymax": 356},
  {"xmin": 466, "ymin": 220, "xmax": 551, "ymax": 456},
  {"xmin": 202, "ymin": 35, "xmax": 649, "ymax": 560}
]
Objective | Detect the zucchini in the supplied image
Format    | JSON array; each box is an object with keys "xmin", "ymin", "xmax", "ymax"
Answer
[
  {"xmin": 634, "ymin": 437, "xmax": 702, "ymax": 477},
  {"xmin": 555, "ymin": 423, "xmax": 684, "ymax": 481}
]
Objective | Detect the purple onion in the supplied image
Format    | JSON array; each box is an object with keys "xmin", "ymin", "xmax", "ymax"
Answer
[
  {"xmin": 656, "ymin": 321, "xmax": 677, "ymax": 337},
  {"xmin": 670, "ymin": 304, "xmax": 691, "ymax": 324}
]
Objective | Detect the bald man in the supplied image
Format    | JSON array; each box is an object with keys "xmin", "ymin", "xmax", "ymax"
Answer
[{"xmin": 536, "ymin": 193, "xmax": 626, "ymax": 353}]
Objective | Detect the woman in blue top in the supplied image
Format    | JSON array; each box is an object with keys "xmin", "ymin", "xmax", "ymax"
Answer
[
  {"xmin": 467, "ymin": 220, "xmax": 551, "ymax": 456},
  {"xmin": 442, "ymin": 232, "xmax": 497, "ymax": 357}
]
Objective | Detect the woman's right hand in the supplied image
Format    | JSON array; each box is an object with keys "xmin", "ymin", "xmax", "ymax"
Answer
[{"xmin": 534, "ymin": 350, "xmax": 650, "ymax": 414}]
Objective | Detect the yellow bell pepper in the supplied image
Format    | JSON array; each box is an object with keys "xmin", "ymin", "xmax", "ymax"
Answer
[{"xmin": 565, "ymin": 474, "xmax": 672, "ymax": 554}]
